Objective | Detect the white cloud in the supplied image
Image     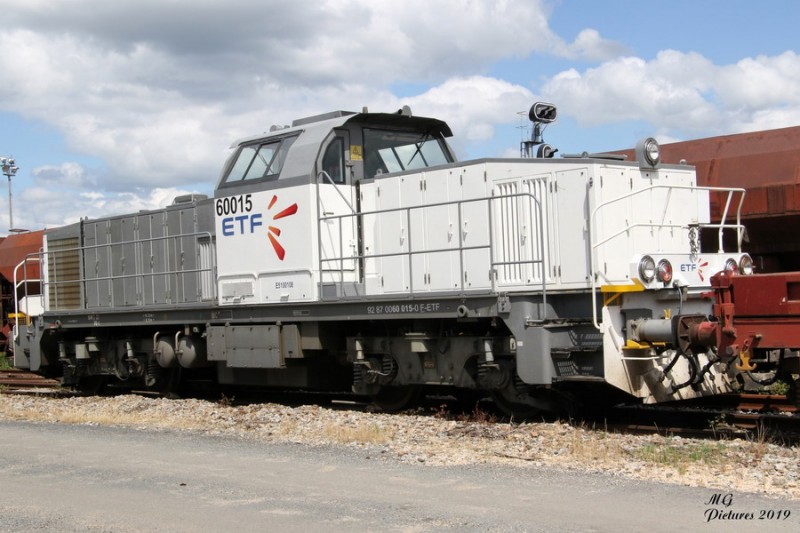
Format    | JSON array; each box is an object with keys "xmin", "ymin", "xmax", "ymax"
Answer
[
  {"xmin": 541, "ymin": 50, "xmax": 800, "ymax": 137},
  {"xmin": 32, "ymin": 162, "xmax": 93, "ymax": 188},
  {"xmin": 404, "ymin": 77, "xmax": 535, "ymax": 154},
  {"xmin": 0, "ymin": 0, "xmax": 577, "ymax": 192},
  {"xmin": 558, "ymin": 29, "xmax": 631, "ymax": 62},
  {"xmin": 10, "ymin": 186, "xmax": 197, "ymax": 229}
]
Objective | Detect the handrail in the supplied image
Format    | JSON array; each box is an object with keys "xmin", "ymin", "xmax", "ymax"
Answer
[
  {"xmin": 317, "ymin": 188, "xmax": 549, "ymax": 316},
  {"xmin": 588, "ymin": 184, "xmax": 746, "ymax": 329},
  {"xmin": 316, "ymin": 171, "xmax": 356, "ymax": 214},
  {"xmin": 12, "ymin": 255, "xmax": 42, "ymax": 345},
  {"xmin": 315, "ymin": 170, "xmax": 358, "ymax": 287}
]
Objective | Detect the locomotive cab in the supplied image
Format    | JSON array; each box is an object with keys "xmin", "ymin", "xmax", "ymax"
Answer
[{"xmin": 213, "ymin": 108, "xmax": 455, "ymax": 305}]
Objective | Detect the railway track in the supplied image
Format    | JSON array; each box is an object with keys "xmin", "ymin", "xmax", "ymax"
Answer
[
  {"xmin": 607, "ymin": 393, "xmax": 800, "ymax": 443},
  {"xmin": 1, "ymin": 367, "xmax": 798, "ymax": 443},
  {"xmin": 0, "ymin": 368, "xmax": 64, "ymax": 394}
]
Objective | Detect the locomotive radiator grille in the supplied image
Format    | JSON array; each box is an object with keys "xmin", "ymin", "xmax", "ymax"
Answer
[{"xmin": 46, "ymin": 236, "xmax": 82, "ymax": 310}]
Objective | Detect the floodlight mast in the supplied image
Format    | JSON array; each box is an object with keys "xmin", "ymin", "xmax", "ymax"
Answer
[{"xmin": 1, "ymin": 156, "xmax": 19, "ymax": 231}]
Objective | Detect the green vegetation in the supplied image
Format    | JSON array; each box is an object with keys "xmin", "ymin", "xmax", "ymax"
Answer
[
  {"xmin": 633, "ymin": 441, "xmax": 726, "ymax": 473},
  {"xmin": 768, "ymin": 380, "xmax": 791, "ymax": 396}
]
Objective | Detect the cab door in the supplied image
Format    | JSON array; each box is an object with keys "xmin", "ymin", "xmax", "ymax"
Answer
[{"xmin": 317, "ymin": 132, "xmax": 359, "ymax": 286}]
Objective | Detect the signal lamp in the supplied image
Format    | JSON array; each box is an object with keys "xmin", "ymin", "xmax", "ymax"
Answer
[
  {"xmin": 638, "ymin": 255, "xmax": 656, "ymax": 282},
  {"xmin": 635, "ymin": 137, "xmax": 661, "ymax": 168},
  {"xmin": 529, "ymin": 102, "xmax": 557, "ymax": 123},
  {"xmin": 739, "ymin": 254, "xmax": 754, "ymax": 275},
  {"xmin": 656, "ymin": 259, "xmax": 673, "ymax": 283}
]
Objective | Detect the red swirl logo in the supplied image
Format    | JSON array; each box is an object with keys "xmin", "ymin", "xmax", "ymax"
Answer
[{"xmin": 266, "ymin": 195, "xmax": 298, "ymax": 261}]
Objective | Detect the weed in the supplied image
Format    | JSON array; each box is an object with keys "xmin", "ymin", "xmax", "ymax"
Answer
[
  {"xmin": 217, "ymin": 393, "xmax": 234, "ymax": 408},
  {"xmin": 0, "ymin": 355, "xmax": 12, "ymax": 370},
  {"xmin": 433, "ymin": 403, "xmax": 450, "ymax": 419},
  {"xmin": 633, "ymin": 440, "xmax": 726, "ymax": 474},
  {"xmin": 768, "ymin": 380, "xmax": 791, "ymax": 396},
  {"xmin": 456, "ymin": 404, "xmax": 497, "ymax": 424}
]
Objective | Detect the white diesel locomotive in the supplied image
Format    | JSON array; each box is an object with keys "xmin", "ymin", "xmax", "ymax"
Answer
[{"xmin": 13, "ymin": 104, "xmax": 770, "ymax": 414}]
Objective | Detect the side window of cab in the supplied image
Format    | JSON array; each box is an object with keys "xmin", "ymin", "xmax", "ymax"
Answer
[
  {"xmin": 222, "ymin": 135, "xmax": 298, "ymax": 185},
  {"xmin": 321, "ymin": 137, "xmax": 345, "ymax": 184}
]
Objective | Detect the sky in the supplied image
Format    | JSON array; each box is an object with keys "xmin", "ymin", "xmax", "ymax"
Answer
[{"xmin": 1, "ymin": 0, "xmax": 799, "ymax": 235}]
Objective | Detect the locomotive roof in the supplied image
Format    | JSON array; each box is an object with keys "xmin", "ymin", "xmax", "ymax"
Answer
[
  {"xmin": 229, "ymin": 110, "xmax": 453, "ymax": 148},
  {"xmin": 216, "ymin": 109, "xmax": 453, "ymax": 191}
]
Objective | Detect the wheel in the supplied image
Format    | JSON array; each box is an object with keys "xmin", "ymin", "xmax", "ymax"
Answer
[{"xmin": 371, "ymin": 385, "xmax": 424, "ymax": 412}]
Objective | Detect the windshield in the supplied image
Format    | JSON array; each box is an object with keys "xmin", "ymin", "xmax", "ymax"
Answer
[{"xmin": 363, "ymin": 128, "xmax": 452, "ymax": 178}]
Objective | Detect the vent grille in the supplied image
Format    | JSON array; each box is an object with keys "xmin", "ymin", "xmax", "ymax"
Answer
[
  {"xmin": 494, "ymin": 181, "xmax": 523, "ymax": 284},
  {"xmin": 47, "ymin": 237, "xmax": 82, "ymax": 310}
]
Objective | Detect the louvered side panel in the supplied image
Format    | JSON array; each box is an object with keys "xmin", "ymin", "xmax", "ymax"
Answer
[
  {"xmin": 493, "ymin": 181, "xmax": 524, "ymax": 285},
  {"xmin": 46, "ymin": 237, "xmax": 82, "ymax": 310},
  {"xmin": 522, "ymin": 176, "xmax": 551, "ymax": 284}
]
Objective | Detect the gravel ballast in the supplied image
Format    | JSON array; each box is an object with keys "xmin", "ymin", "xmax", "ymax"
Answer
[{"xmin": 1, "ymin": 393, "xmax": 798, "ymax": 500}]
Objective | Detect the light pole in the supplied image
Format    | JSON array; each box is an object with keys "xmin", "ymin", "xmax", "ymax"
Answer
[{"xmin": 1, "ymin": 156, "xmax": 19, "ymax": 231}]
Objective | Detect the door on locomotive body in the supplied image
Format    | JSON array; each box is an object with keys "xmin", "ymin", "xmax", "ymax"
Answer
[{"xmin": 316, "ymin": 130, "xmax": 359, "ymax": 288}]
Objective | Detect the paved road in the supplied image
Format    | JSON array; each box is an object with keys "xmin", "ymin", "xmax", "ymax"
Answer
[{"xmin": 1, "ymin": 421, "xmax": 797, "ymax": 532}]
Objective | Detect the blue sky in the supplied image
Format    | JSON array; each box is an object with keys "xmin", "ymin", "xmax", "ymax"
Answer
[{"xmin": 1, "ymin": 0, "xmax": 799, "ymax": 234}]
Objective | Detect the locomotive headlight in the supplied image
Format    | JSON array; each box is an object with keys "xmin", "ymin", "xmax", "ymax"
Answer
[
  {"xmin": 635, "ymin": 137, "xmax": 661, "ymax": 168},
  {"xmin": 656, "ymin": 259, "xmax": 673, "ymax": 283},
  {"xmin": 724, "ymin": 258, "xmax": 739, "ymax": 274},
  {"xmin": 638, "ymin": 255, "xmax": 656, "ymax": 282},
  {"xmin": 739, "ymin": 254, "xmax": 754, "ymax": 275}
]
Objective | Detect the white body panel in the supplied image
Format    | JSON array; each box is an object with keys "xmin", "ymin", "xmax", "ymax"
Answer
[
  {"xmin": 216, "ymin": 159, "xmax": 719, "ymax": 306},
  {"xmin": 215, "ymin": 187, "xmax": 316, "ymax": 304},
  {"xmin": 359, "ymin": 159, "xmax": 712, "ymax": 296}
]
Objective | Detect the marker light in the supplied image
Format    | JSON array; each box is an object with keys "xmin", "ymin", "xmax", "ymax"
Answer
[
  {"xmin": 724, "ymin": 258, "xmax": 739, "ymax": 274},
  {"xmin": 639, "ymin": 255, "xmax": 656, "ymax": 282},
  {"xmin": 739, "ymin": 254, "xmax": 754, "ymax": 275},
  {"xmin": 656, "ymin": 259, "xmax": 673, "ymax": 283}
]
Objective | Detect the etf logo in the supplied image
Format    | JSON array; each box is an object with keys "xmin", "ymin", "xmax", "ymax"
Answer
[
  {"xmin": 266, "ymin": 195, "xmax": 298, "ymax": 261},
  {"xmin": 680, "ymin": 258, "xmax": 708, "ymax": 281}
]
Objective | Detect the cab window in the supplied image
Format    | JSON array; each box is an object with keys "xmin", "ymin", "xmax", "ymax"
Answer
[
  {"xmin": 223, "ymin": 135, "xmax": 298, "ymax": 184},
  {"xmin": 363, "ymin": 128, "xmax": 452, "ymax": 178},
  {"xmin": 321, "ymin": 137, "xmax": 345, "ymax": 184}
]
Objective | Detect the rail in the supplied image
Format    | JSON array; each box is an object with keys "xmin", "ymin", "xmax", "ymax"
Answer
[
  {"xmin": 589, "ymin": 184, "xmax": 746, "ymax": 329},
  {"xmin": 33, "ymin": 231, "xmax": 217, "ymax": 312},
  {"xmin": 316, "ymin": 175, "xmax": 549, "ymax": 314}
]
